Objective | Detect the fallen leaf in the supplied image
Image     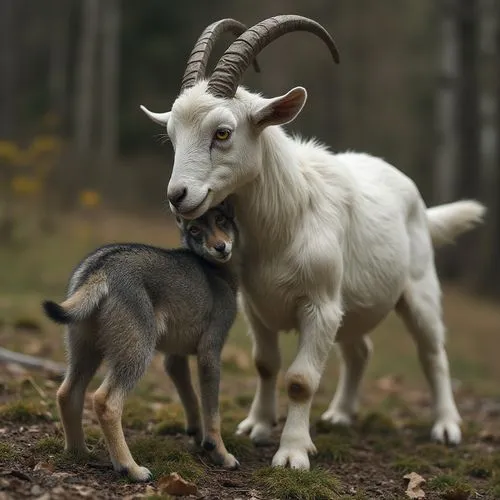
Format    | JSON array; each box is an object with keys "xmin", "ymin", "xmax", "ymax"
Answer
[
  {"xmin": 158, "ymin": 472, "xmax": 198, "ymax": 496},
  {"xmin": 33, "ymin": 462, "xmax": 54, "ymax": 474},
  {"xmin": 404, "ymin": 472, "xmax": 426, "ymax": 499}
]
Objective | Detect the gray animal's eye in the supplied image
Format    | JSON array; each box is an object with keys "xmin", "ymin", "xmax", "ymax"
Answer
[
  {"xmin": 215, "ymin": 214, "xmax": 226, "ymax": 224},
  {"xmin": 189, "ymin": 225, "xmax": 201, "ymax": 236}
]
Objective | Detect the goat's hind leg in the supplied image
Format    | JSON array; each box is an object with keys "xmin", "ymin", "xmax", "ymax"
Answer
[
  {"xmin": 57, "ymin": 323, "xmax": 102, "ymax": 454},
  {"xmin": 321, "ymin": 335, "xmax": 373, "ymax": 426},
  {"xmin": 236, "ymin": 304, "xmax": 280, "ymax": 446},
  {"xmin": 396, "ymin": 270, "xmax": 461, "ymax": 445}
]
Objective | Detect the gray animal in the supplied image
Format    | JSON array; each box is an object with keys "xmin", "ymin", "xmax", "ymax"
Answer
[{"xmin": 42, "ymin": 201, "xmax": 239, "ymax": 482}]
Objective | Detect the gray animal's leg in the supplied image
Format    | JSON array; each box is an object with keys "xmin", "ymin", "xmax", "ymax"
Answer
[
  {"xmin": 164, "ymin": 354, "xmax": 202, "ymax": 444},
  {"xmin": 197, "ymin": 343, "xmax": 239, "ymax": 469},
  {"xmin": 396, "ymin": 268, "xmax": 461, "ymax": 445},
  {"xmin": 236, "ymin": 302, "xmax": 280, "ymax": 445},
  {"xmin": 93, "ymin": 336, "xmax": 155, "ymax": 482},
  {"xmin": 57, "ymin": 324, "xmax": 102, "ymax": 454},
  {"xmin": 321, "ymin": 336, "xmax": 373, "ymax": 425}
]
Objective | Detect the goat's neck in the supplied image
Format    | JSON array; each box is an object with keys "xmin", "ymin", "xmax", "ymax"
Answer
[{"xmin": 233, "ymin": 127, "xmax": 309, "ymax": 255}]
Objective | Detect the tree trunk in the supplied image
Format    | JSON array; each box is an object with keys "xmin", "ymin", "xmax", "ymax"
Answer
[
  {"xmin": 455, "ymin": 0, "xmax": 481, "ymax": 282},
  {"xmin": 479, "ymin": 0, "xmax": 500, "ymax": 295},
  {"xmin": 434, "ymin": 0, "xmax": 459, "ymax": 205},
  {"xmin": 48, "ymin": 0, "xmax": 72, "ymax": 131},
  {"xmin": 99, "ymin": 0, "xmax": 121, "ymax": 167},
  {"xmin": 0, "ymin": 0, "xmax": 16, "ymax": 139},
  {"xmin": 74, "ymin": 0, "xmax": 99, "ymax": 155}
]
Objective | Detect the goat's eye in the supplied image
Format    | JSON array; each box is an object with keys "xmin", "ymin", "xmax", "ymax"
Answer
[
  {"xmin": 214, "ymin": 128, "xmax": 231, "ymax": 141},
  {"xmin": 189, "ymin": 226, "xmax": 201, "ymax": 236}
]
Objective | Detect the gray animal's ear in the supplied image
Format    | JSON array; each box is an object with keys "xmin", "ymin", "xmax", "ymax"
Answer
[
  {"xmin": 219, "ymin": 199, "xmax": 235, "ymax": 219},
  {"xmin": 251, "ymin": 87, "xmax": 307, "ymax": 129}
]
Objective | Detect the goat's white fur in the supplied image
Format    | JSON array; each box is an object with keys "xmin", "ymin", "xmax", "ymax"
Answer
[{"xmin": 141, "ymin": 82, "xmax": 486, "ymax": 470}]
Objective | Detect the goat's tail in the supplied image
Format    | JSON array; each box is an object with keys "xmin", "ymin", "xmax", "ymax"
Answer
[
  {"xmin": 42, "ymin": 271, "xmax": 108, "ymax": 325},
  {"xmin": 427, "ymin": 200, "xmax": 486, "ymax": 249}
]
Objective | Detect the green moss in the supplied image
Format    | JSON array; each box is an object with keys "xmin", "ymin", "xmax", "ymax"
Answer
[
  {"xmin": 85, "ymin": 426, "xmax": 104, "ymax": 447},
  {"xmin": 360, "ymin": 412, "xmax": 396, "ymax": 436},
  {"xmin": 417, "ymin": 443, "xmax": 460, "ymax": 470},
  {"xmin": 220, "ymin": 432, "xmax": 254, "ymax": 458},
  {"xmin": 428, "ymin": 474, "xmax": 473, "ymax": 499},
  {"xmin": 463, "ymin": 457, "xmax": 494, "ymax": 479},
  {"xmin": 391, "ymin": 455, "xmax": 431, "ymax": 474},
  {"xmin": 234, "ymin": 394, "xmax": 253, "ymax": 408},
  {"xmin": 0, "ymin": 400, "xmax": 52, "ymax": 423},
  {"xmin": 314, "ymin": 435, "xmax": 353, "ymax": 463},
  {"xmin": 253, "ymin": 466, "xmax": 341, "ymax": 500},
  {"xmin": 315, "ymin": 420, "xmax": 356, "ymax": 440},
  {"xmin": 130, "ymin": 436, "xmax": 204, "ymax": 482},
  {"xmin": 123, "ymin": 398, "xmax": 152, "ymax": 430},
  {"xmin": 34, "ymin": 436, "xmax": 64, "ymax": 455},
  {"xmin": 402, "ymin": 419, "xmax": 431, "ymax": 442},
  {"xmin": 0, "ymin": 442, "xmax": 19, "ymax": 462}
]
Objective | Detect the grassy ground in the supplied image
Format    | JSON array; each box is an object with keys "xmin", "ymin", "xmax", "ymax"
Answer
[{"xmin": 1, "ymin": 209, "xmax": 499, "ymax": 499}]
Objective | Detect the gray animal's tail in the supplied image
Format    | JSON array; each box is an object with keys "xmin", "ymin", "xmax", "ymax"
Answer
[
  {"xmin": 43, "ymin": 271, "xmax": 108, "ymax": 325},
  {"xmin": 427, "ymin": 200, "xmax": 486, "ymax": 249}
]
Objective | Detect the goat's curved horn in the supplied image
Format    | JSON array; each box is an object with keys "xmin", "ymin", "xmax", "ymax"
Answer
[
  {"xmin": 207, "ymin": 15, "xmax": 339, "ymax": 98},
  {"xmin": 181, "ymin": 18, "xmax": 261, "ymax": 92},
  {"xmin": 140, "ymin": 105, "xmax": 170, "ymax": 125}
]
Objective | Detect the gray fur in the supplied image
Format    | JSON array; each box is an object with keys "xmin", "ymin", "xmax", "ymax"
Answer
[{"xmin": 43, "ymin": 202, "xmax": 240, "ymax": 481}]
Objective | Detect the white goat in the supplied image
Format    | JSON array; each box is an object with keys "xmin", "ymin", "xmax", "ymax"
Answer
[{"xmin": 141, "ymin": 16, "xmax": 486, "ymax": 470}]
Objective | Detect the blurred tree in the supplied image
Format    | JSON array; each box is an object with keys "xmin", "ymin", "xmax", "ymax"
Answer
[
  {"xmin": 48, "ymin": 0, "xmax": 72, "ymax": 129},
  {"xmin": 0, "ymin": 0, "xmax": 17, "ymax": 139},
  {"xmin": 455, "ymin": 0, "xmax": 481, "ymax": 282},
  {"xmin": 435, "ymin": 0, "xmax": 459, "ymax": 204},
  {"xmin": 99, "ymin": 0, "xmax": 121, "ymax": 166},
  {"xmin": 74, "ymin": 0, "xmax": 99, "ymax": 156}
]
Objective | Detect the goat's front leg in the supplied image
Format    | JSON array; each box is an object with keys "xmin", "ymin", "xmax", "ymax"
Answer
[
  {"xmin": 236, "ymin": 304, "xmax": 280, "ymax": 445},
  {"xmin": 197, "ymin": 345, "xmax": 239, "ymax": 469},
  {"xmin": 272, "ymin": 299, "xmax": 342, "ymax": 470}
]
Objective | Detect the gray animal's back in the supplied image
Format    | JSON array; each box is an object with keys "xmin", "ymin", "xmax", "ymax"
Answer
[{"xmin": 69, "ymin": 243, "xmax": 236, "ymax": 354}]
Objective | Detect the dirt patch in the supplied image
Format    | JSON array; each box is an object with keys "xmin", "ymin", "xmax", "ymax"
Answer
[{"xmin": 1, "ymin": 362, "xmax": 500, "ymax": 499}]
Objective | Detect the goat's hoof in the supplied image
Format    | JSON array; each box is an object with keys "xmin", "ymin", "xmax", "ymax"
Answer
[
  {"xmin": 236, "ymin": 417, "xmax": 273, "ymax": 445},
  {"xmin": 271, "ymin": 436, "xmax": 316, "ymax": 470},
  {"xmin": 125, "ymin": 465, "xmax": 153, "ymax": 483},
  {"xmin": 431, "ymin": 418, "xmax": 461, "ymax": 446},
  {"xmin": 272, "ymin": 447, "xmax": 311, "ymax": 470},
  {"xmin": 320, "ymin": 408, "xmax": 353, "ymax": 426}
]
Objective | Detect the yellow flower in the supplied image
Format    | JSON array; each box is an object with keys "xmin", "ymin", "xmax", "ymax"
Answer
[
  {"xmin": 79, "ymin": 190, "xmax": 101, "ymax": 208},
  {"xmin": 10, "ymin": 176, "xmax": 41, "ymax": 196},
  {"xmin": 0, "ymin": 141, "xmax": 20, "ymax": 163}
]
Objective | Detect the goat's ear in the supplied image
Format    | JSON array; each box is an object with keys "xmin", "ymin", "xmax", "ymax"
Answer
[
  {"xmin": 251, "ymin": 87, "xmax": 307, "ymax": 129},
  {"xmin": 140, "ymin": 105, "xmax": 171, "ymax": 126}
]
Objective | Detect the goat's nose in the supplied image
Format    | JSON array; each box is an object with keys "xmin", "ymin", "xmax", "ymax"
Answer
[
  {"xmin": 214, "ymin": 241, "xmax": 226, "ymax": 253},
  {"xmin": 168, "ymin": 186, "xmax": 188, "ymax": 207}
]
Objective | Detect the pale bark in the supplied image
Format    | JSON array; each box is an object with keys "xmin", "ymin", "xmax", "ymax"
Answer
[
  {"xmin": 74, "ymin": 0, "xmax": 99, "ymax": 154},
  {"xmin": 99, "ymin": 0, "xmax": 121, "ymax": 165},
  {"xmin": 0, "ymin": 0, "xmax": 16, "ymax": 138},
  {"xmin": 435, "ymin": 0, "xmax": 459, "ymax": 203}
]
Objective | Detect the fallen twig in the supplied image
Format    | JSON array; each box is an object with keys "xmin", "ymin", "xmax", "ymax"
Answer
[{"xmin": 0, "ymin": 347, "xmax": 66, "ymax": 376}]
